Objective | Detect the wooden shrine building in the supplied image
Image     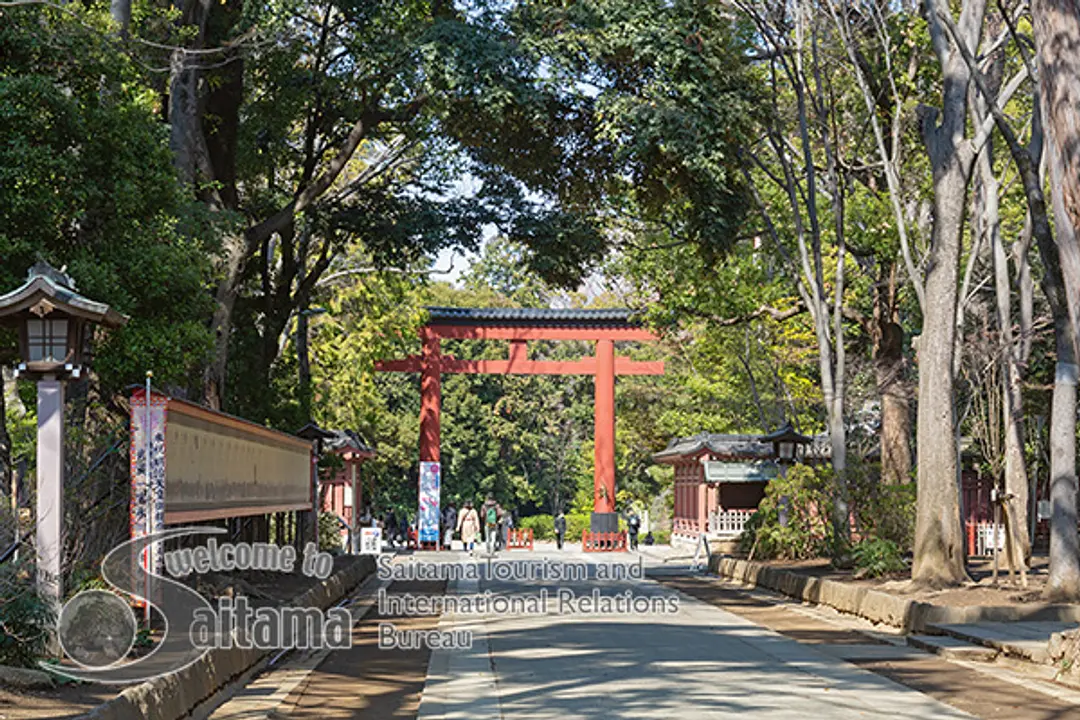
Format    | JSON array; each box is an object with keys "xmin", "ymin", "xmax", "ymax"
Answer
[{"xmin": 654, "ymin": 422, "xmax": 812, "ymax": 543}]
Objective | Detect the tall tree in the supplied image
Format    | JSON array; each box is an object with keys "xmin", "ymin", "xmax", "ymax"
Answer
[
  {"xmin": 1032, "ymin": 0, "xmax": 1080, "ymax": 597},
  {"xmin": 822, "ymin": 0, "xmax": 923, "ymax": 486},
  {"xmin": 911, "ymin": 0, "xmax": 986, "ymax": 587},
  {"xmin": 737, "ymin": 0, "xmax": 854, "ymax": 543}
]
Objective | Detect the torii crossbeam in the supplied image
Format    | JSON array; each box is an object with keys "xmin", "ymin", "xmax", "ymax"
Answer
[{"xmin": 375, "ymin": 307, "xmax": 663, "ymax": 535}]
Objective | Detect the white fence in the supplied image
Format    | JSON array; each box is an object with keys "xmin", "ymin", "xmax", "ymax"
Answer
[
  {"xmin": 969, "ymin": 522, "xmax": 1005, "ymax": 556},
  {"xmin": 708, "ymin": 509, "xmax": 755, "ymax": 538}
]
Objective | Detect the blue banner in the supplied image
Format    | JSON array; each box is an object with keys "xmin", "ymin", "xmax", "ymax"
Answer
[{"xmin": 418, "ymin": 462, "xmax": 441, "ymax": 544}]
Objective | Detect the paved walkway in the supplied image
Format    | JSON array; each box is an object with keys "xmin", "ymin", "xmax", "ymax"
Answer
[{"xmin": 417, "ymin": 550, "xmax": 971, "ymax": 719}]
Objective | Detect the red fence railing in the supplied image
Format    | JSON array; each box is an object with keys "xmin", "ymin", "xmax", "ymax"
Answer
[
  {"xmin": 672, "ymin": 518, "xmax": 700, "ymax": 540},
  {"xmin": 581, "ymin": 531, "xmax": 627, "ymax": 552}
]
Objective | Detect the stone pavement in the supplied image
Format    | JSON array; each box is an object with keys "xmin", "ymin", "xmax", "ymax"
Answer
[{"xmin": 416, "ymin": 549, "xmax": 972, "ymax": 719}]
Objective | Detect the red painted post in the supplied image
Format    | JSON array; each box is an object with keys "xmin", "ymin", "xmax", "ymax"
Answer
[
  {"xmin": 509, "ymin": 340, "xmax": 527, "ymax": 367},
  {"xmin": 419, "ymin": 327, "xmax": 441, "ymax": 463},
  {"xmin": 594, "ymin": 339, "xmax": 616, "ymax": 514},
  {"xmin": 698, "ymin": 481, "xmax": 707, "ymax": 535}
]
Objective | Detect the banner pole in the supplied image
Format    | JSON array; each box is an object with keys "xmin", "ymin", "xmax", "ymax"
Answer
[{"xmin": 144, "ymin": 370, "xmax": 152, "ymax": 624}]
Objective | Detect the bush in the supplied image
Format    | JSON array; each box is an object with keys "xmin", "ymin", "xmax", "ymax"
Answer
[
  {"xmin": 652, "ymin": 529, "xmax": 671, "ymax": 545},
  {"xmin": 0, "ymin": 562, "xmax": 55, "ymax": 667},
  {"xmin": 518, "ymin": 515, "xmax": 554, "ymax": 540},
  {"xmin": 738, "ymin": 463, "xmax": 836, "ymax": 560},
  {"xmin": 851, "ymin": 537, "xmax": 906, "ymax": 577},
  {"xmin": 566, "ymin": 513, "xmax": 590, "ymax": 542},
  {"xmin": 319, "ymin": 512, "xmax": 345, "ymax": 552},
  {"xmin": 848, "ymin": 465, "xmax": 916, "ymax": 552}
]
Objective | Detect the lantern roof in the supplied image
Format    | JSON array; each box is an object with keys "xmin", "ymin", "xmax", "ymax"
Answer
[
  {"xmin": 758, "ymin": 421, "xmax": 813, "ymax": 445},
  {"xmin": 324, "ymin": 429, "xmax": 375, "ymax": 457},
  {"xmin": 0, "ymin": 262, "xmax": 127, "ymax": 327},
  {"xmin": 652, "ymin": 432, "xmax": 773, "ymax": 464},
  {"xmin": 295, "ymin": 422, "xmax": 337, "ymax": 442}
]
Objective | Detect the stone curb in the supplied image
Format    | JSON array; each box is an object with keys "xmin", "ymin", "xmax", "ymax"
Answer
[
  {"xmin": 78, "ymin": 554, "xmax": 376, "ymax": 720},
  {"xmin": 708, "ymin": 555, "xmax": 1080, "ymax": 633}
]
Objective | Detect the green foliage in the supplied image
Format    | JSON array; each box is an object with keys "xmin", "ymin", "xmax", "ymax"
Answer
[
  {"xmin": 518, "ymin": 515, "xmax": 554, "ymax": 540},
  {"xmin": 565, "ymin": 513, "xmax": 591, "ymax": 542},
  {"xmin": 0, "ymin": 6, "xmax": 216, "ymax": 394},
  {"xmin": 0, "ymin": 562, "xmax": 55, "ymax": 667},
  {"xmin": 69, "ymin": 570, "xmax": 109, "ymax": 595},
  {"xmin": 318, "ymin": 512, "xmax": 344, "ymax": 552},
  {"xmin": 851, "ymin": 538, "xmax": 907, "ymax": 578},
  {"xmin": 739, "ymin": 464, "xmax": 836, "ymax": 560},
  {"xmin": 134, "ymin": 627, "xmax": 154, "ymax": 649},
  {"xmin": 848, "ymin": 464, "xmax": 917, "ymax": 552},
  {"xmin": 652, "ymin": 529, "xmax": 671, "ymax": 545}
]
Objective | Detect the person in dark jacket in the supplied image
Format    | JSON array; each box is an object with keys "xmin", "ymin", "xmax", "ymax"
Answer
[
  {"xmin": 554, "ymin": 512, "xmax": 567, "ymax": 550},
  {"xmin": 626, "ymin": 510, "xmax": 641, "ymax": 550},
  {"xmin": 384, "ymin": 511, "xmax": 397, "ymax": 548}
]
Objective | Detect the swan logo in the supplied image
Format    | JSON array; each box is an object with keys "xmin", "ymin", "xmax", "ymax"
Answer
[{"xmin": 43, "ymin": 527, "xmax": 351, "ymax": 684}]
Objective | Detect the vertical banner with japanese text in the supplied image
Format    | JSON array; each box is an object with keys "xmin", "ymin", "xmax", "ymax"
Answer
[
  {"xmin": 418, "ymin": 461, "xmax": 441, "ymax": 545},
  {"xmin": 129, "ymin": 389, "xmax": 166, "ymax": 607}
]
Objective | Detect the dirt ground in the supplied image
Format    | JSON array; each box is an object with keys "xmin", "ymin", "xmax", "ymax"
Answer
[
  {"xmin": 0, "ymin": 554, "xmax": 366, "ymax": 720},
  {"xmin": 761, "ymin": 555, "xmax": 1055, "ymax": 607},
  {"xmin": 280, "ymin": 577, "xmax": 447, "ymax": 719}
]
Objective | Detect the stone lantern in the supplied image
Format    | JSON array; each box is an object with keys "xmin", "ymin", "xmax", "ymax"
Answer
[
  {"xmin": 0, "ymin": 262, "xmax": 127, "ymax": 605},
  {"xmin": 758, "ymin": 421, "xmax": 812, "ymax": 465}
]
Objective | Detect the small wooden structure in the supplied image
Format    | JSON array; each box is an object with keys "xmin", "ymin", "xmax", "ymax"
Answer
[
  {"xmin": 653, "ymin": 424, "xmax": 812, "ymax": 544},
  {"xmin": 318, "ymin": 430, "xmax": 375, "ymax": 527}
]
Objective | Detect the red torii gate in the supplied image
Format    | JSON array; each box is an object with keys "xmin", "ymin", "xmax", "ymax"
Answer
[{"xmin": 375, "ymin": 307, "xmax": 663, "ymax": 534}]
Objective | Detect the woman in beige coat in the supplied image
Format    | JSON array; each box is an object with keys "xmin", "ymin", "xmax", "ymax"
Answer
[{"xmin": 457, "ymin": 500, "xmax": 480, "ymax": 554}]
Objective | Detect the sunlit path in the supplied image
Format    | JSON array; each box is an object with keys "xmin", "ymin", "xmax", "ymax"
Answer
[{"xmin": 416, "ymin": 549, "xmax": 971, "ymax": 720}]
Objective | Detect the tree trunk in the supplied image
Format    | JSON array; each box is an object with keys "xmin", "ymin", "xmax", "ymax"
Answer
[
  {"xmin": 1033, "ymin": 0, "xmax": 1080, "ymax": 597},
  {"xmin": 975, "ymin": 89, "xmax": 1031, "ymax": 561},
  {"xmin": 913, "ymin": 156, "xmax": 970, "ymax": 586},
  {"xmin": 1046, "ymin": 315, "xmax": 1080, "ymax": 598},
  {"xmin": 873, "ymin": 262, "xmax": 912, "ymax": 485},
  {"xmin": 202, "ymin": 237, "xmax": 247, "ymax": 410},
  {"xmin": 911, "ymin": 0, "xmax": 986, "ymax": 588},
  {"xmin": 876, "ymin": 318, "xmax": 911, "ymax": 484},
  {"xmin": 110, "ymin": 0, "xmax": 131, "ymax": 36},
  {"xmin": 0, "ymin": 368, "xmax": 10, "ymax": 539},
  {"xmin": 1033, "ymin": 0, "xmax": 1080, "ymax": 365}
]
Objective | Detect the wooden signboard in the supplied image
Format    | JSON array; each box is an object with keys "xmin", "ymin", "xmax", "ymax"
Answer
[{"xmin": 130, "ymin": 390, "xmax": 314, "ymax": 528}]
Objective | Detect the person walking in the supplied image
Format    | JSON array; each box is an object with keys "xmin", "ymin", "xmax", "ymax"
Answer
[
  {"xmin": 443, "ymin": 502, "xmax": 458, "ymax": 550},
  {"xmin": 554, "ymin": 512, "xmax": 566, "ymax": 550},
  {"xmin": 457, "ymin": 501, "xmax": 480, "ymax": 555},
  {"xmin": 384, "ymin": 510, "xmax": 397, "ymax": 549},
  {"xmin": 503, "ymin": 508, "xmax": 515, "ymax": 549},
  {"xmin": 483, "ymin": 496, "xmax": 499, "ymax": 555},
  {"xmin": 495, "ymin": 503, "xmax": 508, "ymax": 551},
  {"xmin": 627, "ymin": 509, "xmax": 641, "ymax": 551}
]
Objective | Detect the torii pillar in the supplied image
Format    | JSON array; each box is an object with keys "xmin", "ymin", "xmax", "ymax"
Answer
[
  {"xmin": 419, "ymin": 326, "xmax": 441, "ymax": 466},
  {"xmin": 378, "ymin": 307, "xmax": 662, "ymax": 538},
  {"xmin": 593, "ymin": 338, "xmax": 616, "ymax": 519}
]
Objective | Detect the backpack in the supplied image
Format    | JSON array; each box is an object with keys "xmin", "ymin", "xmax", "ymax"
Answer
[{"xmin": 486, "ymin": 506, "xmax": 498, "ymax": 526}]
